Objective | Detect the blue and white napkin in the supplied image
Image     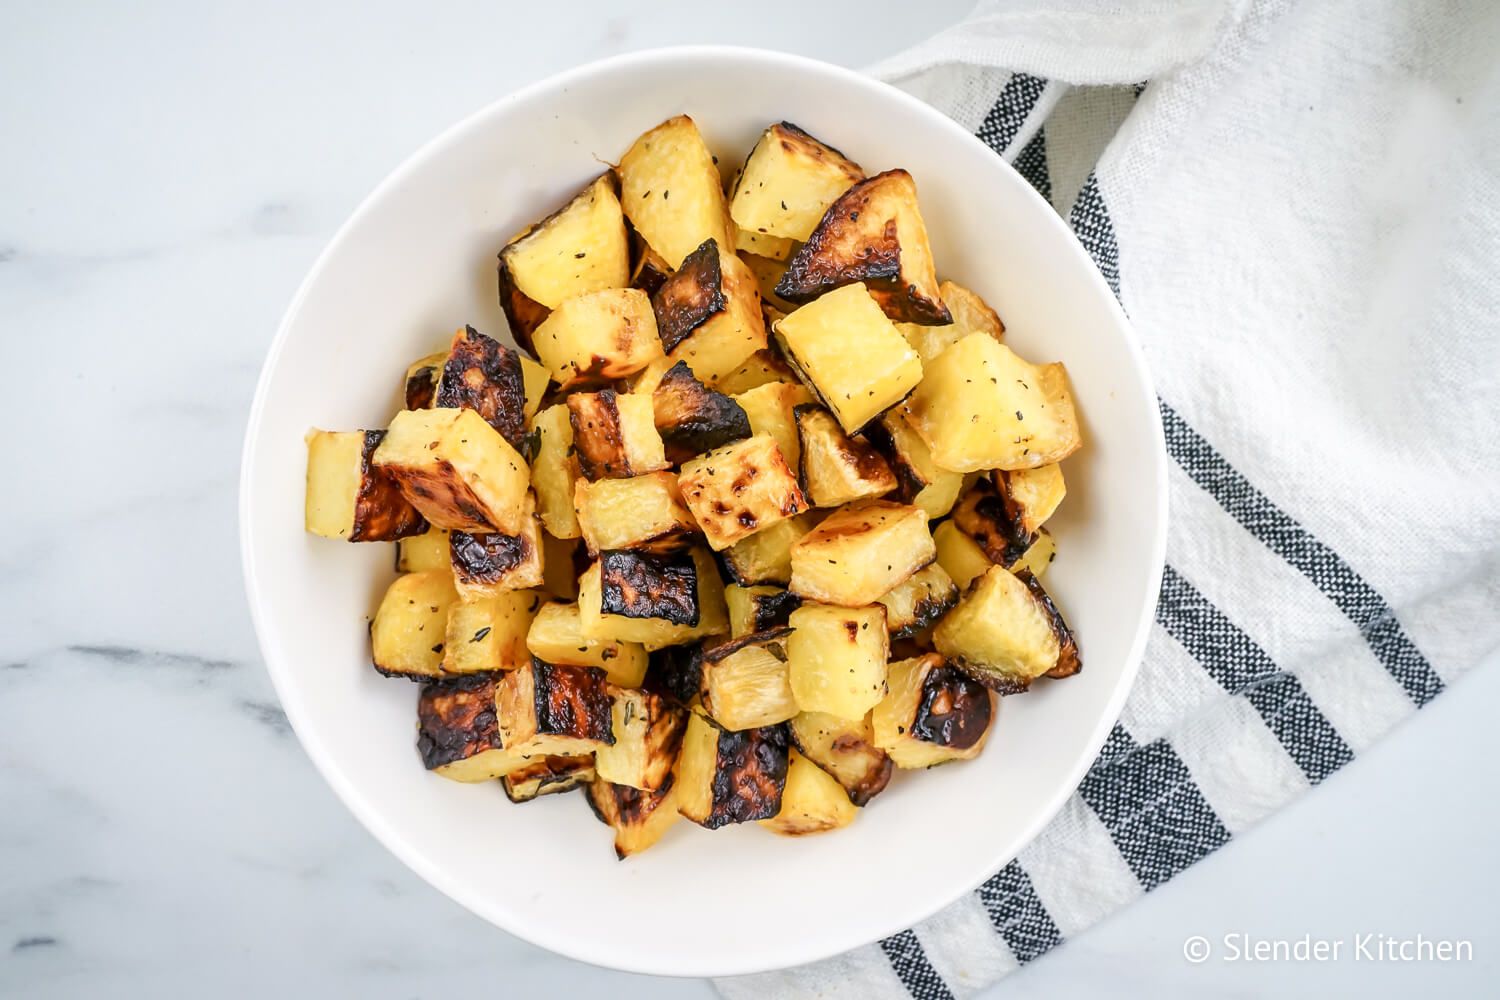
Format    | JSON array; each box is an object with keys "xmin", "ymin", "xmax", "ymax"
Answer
[{"xmin": 719, "ymin": 1, "xmax": 1500, "ymax": 995}]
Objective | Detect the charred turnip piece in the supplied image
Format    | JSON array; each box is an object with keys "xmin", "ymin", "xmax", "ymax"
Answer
[
  {"xmin": 795, "ymin": 405, "xmax": 897, "ymax": 508},
  {"xmin": 875, "ymin": 563, "xmax": 959, "ymax": 640},
  {"xmin": 574, "ymin": 470, "xmax": 698, "ymax": 556},
  {"xmin": 773, "ymin": 283, "xmax": 923, "ymax": 434},
  {"xmin": 894, "ymin": 279, "xmax": 1006, "ymax": 364},
  {"xmin": 497, "ymin": 173, "xmax": 629, "ymax": 352},
  {"xmin": 525, "ymin": 601, "xmax": 647, "ymax": 687},
  {"xmin": 789, "ymin": 500, "xmax": 933, "ymax": 607},
  {"xmin": 733, "ymin": 379, "xmax": 814, "ymax": 469},
  {"xmin": 644, "ymin": 644, "xmax": 705, "ymax": 707},
  {"xmin": 597, "ymin": 549, "xmax": 700, "ymax": 626},
  {"xmin": 999, "ymin": 465, "xmax": 1067, "ymax": 535},
  {"xmin": 578, "ymin": 548, "xmax": 728, "ymax": 650},
  {"xmin": 776, "ymin": 169, "xmax": 947, "ymax": 324},
  {"xmin": 586, "ymin": 775, "xmax": 681, "ymax": 858},
  {"xmin": 951, "ymin": 476, "xmax": 1033, "ymax": 568},
  {"xmin": 714, "ymin": 349, "xmax": 798, "ymax": 396},
  {"xmin": 759, "ymin": 749, "xmax": 858, "ymax": 836},
  {"xmin": 872, "ymin": 654, "xmax": 994, "ymax": 768},
  {"xmin": 724, "ymin": 584, "xmax": 802, "ymax": 638},
  {"xmin": 652, "ymin": 238, "xmax": 724, "ymax": 351},
  {"xmin": 495, "ymin": 269, "xmax": 550, "ymax": 358},
  {"xmin": 701, "ymin": 627, "xmax": 799, "ymax": 731},
  {"xmin": 501, "ymin": 755, "xmax": 596, "ymax": 803},
  {"xmin": 434, "ymin": 326, "xmax": 529, "ymax": 450},
  {"xmin": 372, "ymin": 407, "xmax": 530, "ymax": 534},
  {"xmin": 371, "ymin": 571, "xmax": 460, "ymax": 680},
  {"xmin": 1012, "ymin": 528, "xmax": 1057, "ymax": 580},
  {"xmin": 1021, "ymin": 569, "xmax": 1082, "ymax": 679},
  {"xmin": 594, "ymin": 688, "xmax": 688, "ymax": 791},
  {"xmin": 442, "ymin": 589, "xmax": 542, "ymax": 675},
  {"xmin": 902, "ymin": 333, "xmax": 1081, "ymax": 473},
  {"xmin": 720, "ymin": 512, "xmax": 817, "ymax": 586},
  {"xmin": 934, "ymin": 566, "xmax": 1079, "ymax": 692},
  {"xmin": 449, "ymin": 496, "xmax": 545, "ymax": 598},
  {"xmin": 951, "ymin": 467, "xmax": 1066, "ymax": 568},
  {"xmin": 496, "ymin": 660, "xmax": 615, "ymax": 755},
  {"xmin": 674, "ymin": 712, "xmax": 789, "ymax": 829},
  {"xmin": 650, "ymin": 238, "xmax": 767, "ymax": 384},
  {"xmin": 730, "ymin": 122, "xmax": 865, "ymax": 242},
  {"xmin": 629, "ymin": 239, "xmax": 673, "ymax": 297},
  {"xmin": 539, "ymin": 532, "xmax": 582, "ymax": 601},
  {"xmin": 933, "ymin": 519, "xmax": 993, "ymax": 590},
  {"xmin": 676, "ymin": 434, "xmax": 809, "ymax": 551},
  {"xmin": 403, "ymin": 351, "xmax": 446, "ymax": 409},
  {"xmin": 305, "ymin": 429, "xmax": 427, "ymax": 542},
  {"xmin": 396, "ymin": 527, "xmax": 450, "ymax": 572},
  {"xmin": 651, "ymin": 360, "xmax": 752, "ymax": 463},
  {"xmin": 531, "ymin": 403, "xmax": 581, "ymax": 538},
  {"xmin": 618, "ymin": 115, "xmax": 732, "ymax": 270},
  {"xmin": 417, "ymin": 674, "xmax": 535, "ymax": 782},
  {"xmin": 786, "ymin": 604, "xmax": 889, "ymax": 720},
  {"xmin": 520, "ymin": 356, "xmax": 550, "ymax": 424},
  {"xmin": 788, "ymin": 711, "xmax": 892, "ymax": 806},
  {"xmin": 567, "ymin": 389, "xmax": 669, "ymax": 480},
  {"xmin": 532, "ymin": 288, "xmax": 664, "ymax": 390},
  {"xmin": 866, "ymin": 410, "xmax": 965, "ymax": 519}
]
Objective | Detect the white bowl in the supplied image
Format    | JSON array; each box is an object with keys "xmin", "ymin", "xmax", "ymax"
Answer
[{"xmin": 240, "ymin": 45, "xmax": 1167, "ymax": 977}]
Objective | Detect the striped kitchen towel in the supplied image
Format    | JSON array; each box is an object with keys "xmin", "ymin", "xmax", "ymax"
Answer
[{"xmin": 718, "ymin": 1, "xmax": 1500, "ymax": 996}]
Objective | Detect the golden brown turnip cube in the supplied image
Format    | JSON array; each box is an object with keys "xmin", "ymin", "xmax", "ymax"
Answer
[
  {"xmin": 773, "ymin": 283, "xmax": 923, "ymax": 433},
  {"xmin": 567, "ymin": 389, "xmax": 669, "ymax": 480},
  {"xmin": 786, "ymin": 603, "xmax": 889, "ymax": 720},
  {"xmin": 795, "ymin": 404, "xmax": 897, "ymax": 508},
  {"xmin": 902, "ymin": 334, "xmax": 1081, "ymax": 473},
  {"xmin": 788, "ymin": 711, "xmax": 892, "ymax": 805},
  {"xmin": 372, "ymin": 408, "xmax": 530, "ymax": 534},
  {"xmin": 758, "ymin": 748, "xmax": 859, "ymax": 836},
  {"xmin": 776, "ymin": 170, "xmax": 948, "ymax": 325},
  {"xmin": 676, "ymin": 434, "xmax": 808, "ymax": 551},
  {"xmin": 872, "ymin": 653, "xmax": 994, "ymax": 768},
  {"xmin": 673, "ymin": 712, "xmax": 788, "ymax": 829},
  {"xmin": 933, "ymin": 566, "xmax": 1080, "ymax": 691},
  {"xmin": 651, "ymin": 238, "xmax": 767, "ymax": 384},
  {"xmin": 532, "ymin": 288, "xmax": 664, "ymax": 390},
  {"xmin": 305, "ymin": 429, "xmax": 428, "ymax": 542},
  {"xmin": 525, "ymin": 600, "xmax": 648, "ymax": 687},
  {"xmin": 594, "ymin": 688, "xmax": 688, "ymax": 791},
  {"xmin": 700, "ymin": 627, "xmax": 799, "ymax": 731},
  {"xmin": 730, "ymin": 122, "xmax": 865, "ymax": 242},
  {"xmin": 371, "ymin": 571, "xmax": 460, "ymax": 680},
  {"xmin": 618, "ymin": 115, "xmax": 733, "ymax": 269},
  {"xmin": 573, "ymin": 470, "xmax": 698, "ymax": 556},
  {"xmin": 788, "ymin": 500, "xmax": 933, "ymax": 607}
]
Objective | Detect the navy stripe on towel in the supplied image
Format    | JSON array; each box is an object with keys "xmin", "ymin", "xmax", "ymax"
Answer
[
  {"xmin": 1077, "ymin": 728, "xmax": 1232, "ymax": 891},
  {"xmin": 1158, "ymin": 564, "xmax": 1354, "ymax": 784},
  {"xmin": 880, "ymin": 929, "xmax": 956, "ymax": 1000},
  {"xmin": 1159, "ymin": 403, "xmax": 1443, "ymax": 707},
  {"xmin": 1013, "ymin": 128, "xmax": 1052, "ymax": 203},
  {"xmin": 976, "ymin": 859, "xmax": 1065, "ymax": 963},
  {"xmin": 976, "ymin": 72, "xmax": 1048, "ymax": 156}
]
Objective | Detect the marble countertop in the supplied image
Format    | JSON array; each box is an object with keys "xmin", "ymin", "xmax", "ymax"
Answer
[{"xmin": 3, "ymin": 3, "xmax": 1495, "ymax": 997}]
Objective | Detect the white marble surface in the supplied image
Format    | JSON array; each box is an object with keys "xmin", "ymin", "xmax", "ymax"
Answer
[{"xmin": 2, "ymin": 3, "xmax": 1496, "ymax": 997}]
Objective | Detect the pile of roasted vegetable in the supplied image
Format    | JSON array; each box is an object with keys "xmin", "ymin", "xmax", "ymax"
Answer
[{"xmin": 304, "ymin": 117, "xmax": 1082, "ymax": 857}]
